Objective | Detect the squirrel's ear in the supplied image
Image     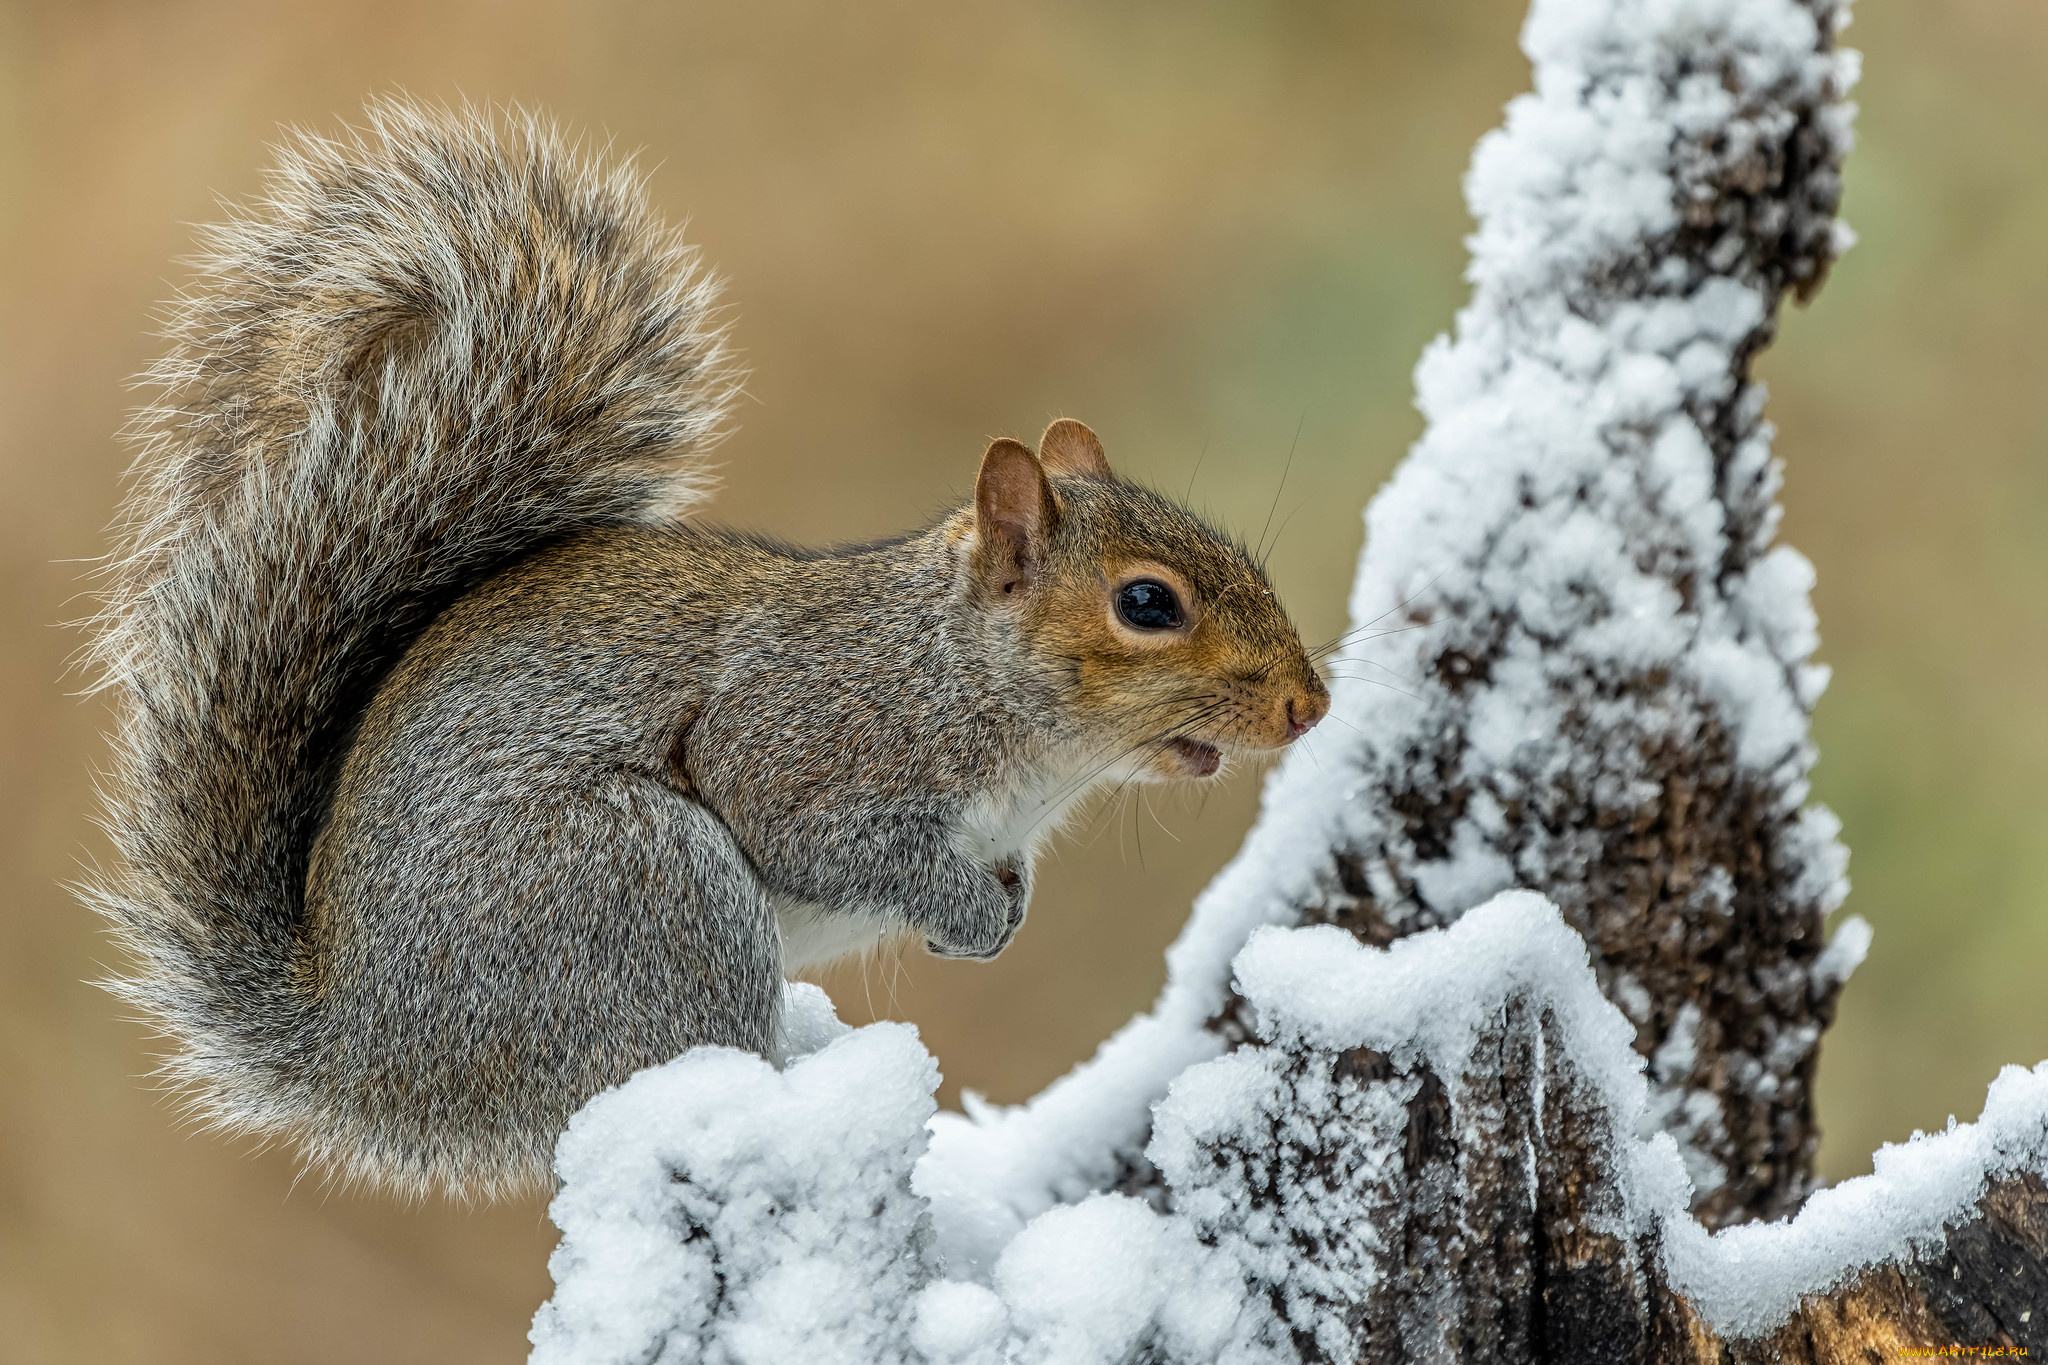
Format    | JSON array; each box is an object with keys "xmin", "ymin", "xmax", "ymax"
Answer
[
  {"xmin": 974, "ymin": 438, "xmax": 1056, "ymax": 599},
  {"xmin": 1037, "ymin": 419, "xmax": 1112, "ymax": 480}
]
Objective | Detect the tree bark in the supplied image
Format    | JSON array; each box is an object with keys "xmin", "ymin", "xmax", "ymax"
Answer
[
  {"xmin": 1194, "ymin": 915, "xmax": 2048, "ymax": 1361},
  {"xmin": 1147, "ymin": 0, "xmax": 2048, "ymax": 1351},
  {"xmin": 1206, "ymin": 0, "xmax": 1862, "ymax": 1230},
  {"xmin": 536, "ymin": 0, "xmax": 2048, "ymax": 1358},
  {"xmin": 1056, "ymin": 0, "xmax": 2048, "ymax": 1353}
]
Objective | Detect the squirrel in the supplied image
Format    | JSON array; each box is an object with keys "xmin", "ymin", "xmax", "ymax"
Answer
[{"xmin": 82, "ymin": 98, "xmax": 1330, "ymax": 1200}]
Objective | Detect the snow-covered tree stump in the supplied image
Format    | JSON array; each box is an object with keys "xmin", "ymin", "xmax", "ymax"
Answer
[
  {"xmin": 529, "ymin": 0, "xmax": 2048, "ymax": 1359},
  {"xmin": 1207, "ymin": 0, "xmax": 1864, "ymax": 1233}
]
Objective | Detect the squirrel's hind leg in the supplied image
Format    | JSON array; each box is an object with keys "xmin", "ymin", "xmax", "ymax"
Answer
[
  {"xmin": 553, "ymin": 770, "xmax": 787, "ymax": 1063},
  {"xmin": 306, "ymin": 769, "xmax": 782, "ymax": 1198}
]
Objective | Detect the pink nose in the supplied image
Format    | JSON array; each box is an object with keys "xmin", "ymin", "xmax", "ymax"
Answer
[{"xmin": 1286, "ymin": 693, "xmax": 1327, "ymax": 739}]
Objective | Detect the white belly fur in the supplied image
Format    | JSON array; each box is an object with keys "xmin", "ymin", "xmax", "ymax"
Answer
[
  {"xmin": 951, "ymin": 748, "xmax": 1135, "ymax": 870},
  {"xmin": 775, "ymin": 894, "xmax": 892, "ymax": 976},
  {"xmin": 775, "ymin": 747, "xmax": 1139, "ymax": 978}
]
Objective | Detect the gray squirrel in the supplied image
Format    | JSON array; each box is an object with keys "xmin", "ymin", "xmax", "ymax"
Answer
[{"xmin": 84, "ymin": 98, "xmax": 1329, "ymax": 1200}]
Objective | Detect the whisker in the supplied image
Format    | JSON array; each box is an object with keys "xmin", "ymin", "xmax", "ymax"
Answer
[
  {"xmin": 1141, "ymin": 786, "xmax": 1180, "ymax": 843},
  {"xmin": 1304, "ymin": 571, "xmax": 1448, "ymax": 657},
  {"xmin": 1081, "ymin": 718, "xmax": 1211, "ymax": 851},
  {"xmin": 1261, "ymin": 492, "xmax": 1314, "ymax": 565},
  {"xmin": 1343, "ymin": 657, "xmax": 1423, "ymax": 684},
  {"xmin": 1017, "ymin": 694, "xmax": 1227, "ymax": 829},
  {"xmin": 1309, "ymin": 621, "xmax": 1430, "ymax": 662},
  {"xmin": 1017, "ymin": 703, "xmax": 1232, "ymax": 842},
  {"xmin": 1309, "ymin": 620, "xmax": 1428, "ymax": 658},
  {"xmin": 1132, "ymin": 783, "xmax": 1143, "ymax": 868},
  {"xmin": 1321, "ymin": 672, "xmax": 1425, "ymax": 700},
  {"xmin": 1320, "ymin": 711, "xmax": 1369, "ymax": 738},
  {"xmin": 1256, "ymin": 412, "xmax": 1306, "ymax": 566}
]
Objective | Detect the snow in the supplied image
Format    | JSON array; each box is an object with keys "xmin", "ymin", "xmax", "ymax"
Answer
[
  {"xmin": 915, "ymin": 1009, "xmax": 1225, "ymax": 1283},
  {"xmin": 1150, "ymin": 893, "xmax": 1662, "ymax": 1358},
  {"xmin": 1666, "ymin": 1060, "xmax": 2048, "ymax": 1338},
  {"xmin": 1228, "ymin": 893, "xmax": 1632, "ymax": 1084},
  {"xmin": 909, "ymin": 1281, "xmax": 1008, "ymax": 1364},
  {"xmin": 990, "ymin": 1197, "xmax": 1246, "ymax": 1365},
  {"xmin": 531, "ymin": 1006, "xmax": 939, "ymax": 1365},
  {"xmin": 520, "ymin": 0, "xmax": 2048, "ymax": 1356},
  {"xmin": 536, "ymin": 896, "xmax": 1645, "ymax": 1361},
  {"xmin": 1234, "ymin": 0, "xmax": 1866, "ymax": 1219},
  {"xmin": 1811, "ymin": 908, "xmax": 1872, "ymax": 989},
  {"xmin": 535, "ymin": 896, "xmax": 2045, "ymax": 1360}
]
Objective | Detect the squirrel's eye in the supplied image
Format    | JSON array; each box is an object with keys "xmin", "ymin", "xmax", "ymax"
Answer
[{"xmin": 1116, "ymin": 579, "xmax": 1184, "ymax": 631}]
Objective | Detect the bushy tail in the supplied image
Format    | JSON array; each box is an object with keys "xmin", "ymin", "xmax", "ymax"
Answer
[{"xmin": 81, "ymin": 97, "xmax": 736, "ymax": 1159}]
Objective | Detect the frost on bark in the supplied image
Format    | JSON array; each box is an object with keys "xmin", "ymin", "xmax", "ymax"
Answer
[
  {"xmin": 1200, "ymin": 0, "xmax": 1867, "ymax": 1231},
  {"xmin": 532, "ymin": 0, "xmax": 2048, "ymax": 1360},
  {"xmin": 536, "ymin": 909, "xmax": 2048, "ymax": 1364}
]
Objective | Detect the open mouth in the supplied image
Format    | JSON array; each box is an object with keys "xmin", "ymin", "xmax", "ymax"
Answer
[{"xmin": 1166, "ymin": 737, "xmax": 1222, "ymax": 778}]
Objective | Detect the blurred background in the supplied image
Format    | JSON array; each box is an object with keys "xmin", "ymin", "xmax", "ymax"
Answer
[{"xmin": 1, "ymin": 0, "xmax": 2042, "ymax": 1359}]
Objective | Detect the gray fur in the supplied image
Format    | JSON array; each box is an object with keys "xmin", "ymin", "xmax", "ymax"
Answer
[{"xmin": 84, "ymin": 99, "xmax": 1325, "ymax": 1199}]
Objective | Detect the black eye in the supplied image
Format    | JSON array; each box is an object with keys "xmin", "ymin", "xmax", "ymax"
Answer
[{"xmin": 1116, "ymin": 579, "xmax": 1184, "ymax": 631}]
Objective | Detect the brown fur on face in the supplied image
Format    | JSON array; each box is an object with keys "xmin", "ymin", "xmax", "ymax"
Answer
[{"xmin": 971, "ymin": 421, "xmax": 1329, "ymax": 781}]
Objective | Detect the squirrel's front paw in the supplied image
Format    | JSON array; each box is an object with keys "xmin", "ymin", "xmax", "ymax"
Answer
[{"xmin": 923, "ymin": 860, "xmax": 1029, "ymax": 961}]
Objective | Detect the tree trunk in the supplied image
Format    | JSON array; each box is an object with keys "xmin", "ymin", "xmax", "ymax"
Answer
[{"xmin": 533, "ymin": 0, "xmax": 2048, "ymax": 1359}]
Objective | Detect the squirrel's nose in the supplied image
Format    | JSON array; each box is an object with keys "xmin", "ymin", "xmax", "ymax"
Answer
[{"xmin": 1286, "ymin": 689, "xmax": 1328, "ymax": 739}]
